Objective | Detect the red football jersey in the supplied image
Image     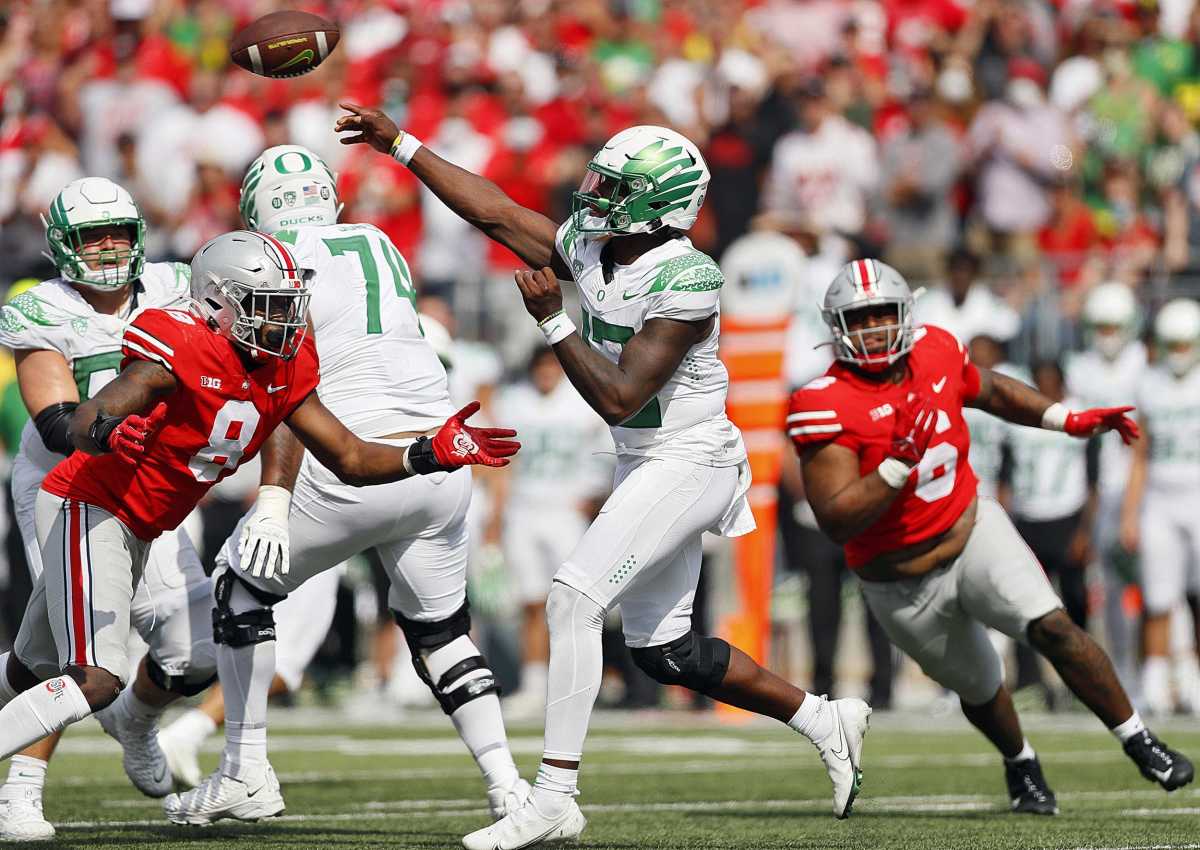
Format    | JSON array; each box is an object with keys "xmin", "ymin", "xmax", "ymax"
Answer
[
  {"xmin": 787, "ymin": 324, "xmax": 982, "ymax": 568},
  {"xmin": 43, "ymin": 308, "xmax": 320, "ymax": 540}
]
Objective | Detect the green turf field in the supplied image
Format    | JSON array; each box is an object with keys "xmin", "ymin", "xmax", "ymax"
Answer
[{"xmin": 30, "ymin": 708, "xmax": 1200, "ymax": 849}]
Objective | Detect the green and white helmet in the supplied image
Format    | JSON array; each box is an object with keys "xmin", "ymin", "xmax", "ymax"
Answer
[
  {"xmin": 571, "ymin": 125, "xmax": 709, "ymax": 235},
  {"xmin": 42, "ymin": 177, "xmax": 145, "ymax": 290},
  {"xmin": 240, "ymin": 145, "xmax": 339, "ymax": 234}
]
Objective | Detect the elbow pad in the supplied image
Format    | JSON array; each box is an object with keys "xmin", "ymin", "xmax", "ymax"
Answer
[{"xmin": 33, "ymin": 402, "xmax": 78, "ymax": 456}]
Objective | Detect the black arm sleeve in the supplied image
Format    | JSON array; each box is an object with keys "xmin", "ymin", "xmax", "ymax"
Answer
[
  {"xmin": 32, "ymin": 402, "xmax": 78, "ymax": 456},
  {"xmin": 998, "ymin": 439, "xmax": 1014, "ymax": 487},
  {"xmin": 1085, "ymin": 436, "xmax": 1101, "ymax": 488}
]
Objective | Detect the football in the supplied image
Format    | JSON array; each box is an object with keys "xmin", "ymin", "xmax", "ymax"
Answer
[{"xmin": 229, "ymin": 10, "xmax": 339, "ymax": 79}]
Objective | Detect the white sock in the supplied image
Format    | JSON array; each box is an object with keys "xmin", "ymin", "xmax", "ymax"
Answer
[
  {"xmin": 788, "ymin": 692, "xmax": 834, "ymax": 742},
  {"xmin": 1110, "ymin": 710, "xmax": 1147, "ymax": 743},
  {"xmin": 217, "ymin": 582, "xmax": 276, "ymax": 781},
  {"xmin": 1003, "ymin": 738, "xmax": 1037, "ymax": 764},
  {"xmin": 531, "ymin": 761, "xmax": 577, "ymax": 818},
  {"xmin": 425, "ymin": 635, "xmax": 519, "ymax": 791},
  {"xmin": 0, "ymin": 676, "xmax": 91, "ymax": 761},
  {"xmin": 115, "ymin": 687, "xmax": 165, "ymax": 731},
  {"xmin": 542, "ymin": 583, "xmax": 605, "ymax": 764},
  {"xmin": 5, "ymin": 755, "xmax": 47, "ymax": 793},
  {"xmin": 162, "ymin": 707, "xmax": 217, "ymax": 747},
  {"xmin": 520, "ymin": 661, "xmax": 548, "ymax": 699}
]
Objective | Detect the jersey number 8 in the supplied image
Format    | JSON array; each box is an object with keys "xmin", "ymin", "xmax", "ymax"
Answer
[{"xmin": 188, "ymin": 400, "xmax": 261, "ymax": 482}]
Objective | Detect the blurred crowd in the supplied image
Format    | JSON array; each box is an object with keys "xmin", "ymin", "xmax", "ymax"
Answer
[{"xmin": 3, "ymin": 0, "xmax": 1200, "ymax": 712}]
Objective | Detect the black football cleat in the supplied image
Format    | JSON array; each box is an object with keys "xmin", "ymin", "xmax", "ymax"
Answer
[
  {"xmin": 1124, "ymin": 729, "xmax": 1195, "ymax": 791},
  {"xmin": 1005, "ymin": 757, "xmax": 1059, "ymax": 815}
]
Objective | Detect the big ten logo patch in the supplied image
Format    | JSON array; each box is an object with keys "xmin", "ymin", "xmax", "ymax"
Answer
[{"xmin": 200, "ymin": 376, "xmax": 223, "ymax": 390}]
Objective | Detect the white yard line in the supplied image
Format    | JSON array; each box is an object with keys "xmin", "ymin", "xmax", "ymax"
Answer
[{"xmin": 63, "ymin": 792, "xmax": 1200, "ymax": 831}]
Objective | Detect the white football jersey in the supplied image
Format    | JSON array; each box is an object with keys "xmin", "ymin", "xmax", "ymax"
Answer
[
  {"xmin": 0, "ymin": 262, "xmax": 191, "ymax": 474},
  {"xmin": 965, "ymin": 408, "xmax": 1005, "ymax": 500},
  {"xmin": 1065, "ymin": 342, "xmax": 1146, "ymax": 496},
  {"xmin": 275, "ymin": 223, "xmax": 454, "ymax": 436},
  {"xmin": 555, "ymin": 221, "xmax": 745, "ymax": 466},
  {"xmin": 494, "ymin": 378, "xmax": 613, "ymax": 508},
  {"xmin": 1135, "ymin": 362, "xmax": 1200, "ymax": 494},
  {"xmin": 1003, "ymin": 396, "xmax": 1092, "ymax": 522}
]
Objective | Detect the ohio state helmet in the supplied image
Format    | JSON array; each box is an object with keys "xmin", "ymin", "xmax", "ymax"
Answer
[
  {"xmin": 190, "ymin": 231, "xmax": 311, "ymax": 360},
  {"xmin": 821, "ymin": 259, "xmax": 917, "ymax": 371}
]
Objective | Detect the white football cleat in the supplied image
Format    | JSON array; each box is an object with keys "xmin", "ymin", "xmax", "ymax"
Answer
[
  {"xmin": 487, "ymin": 778, "xmax": 532, "ymax": 821},
  {"xmin": 810, "ymin": 696, "xmax": 871, "ymax": 818},
  {"xmin": 163, "ymin": 765, "xmax": 285, "ymax": 825},
  {"xmin": 0, "ymin": 785, "xmax": 54, "ymax": 842},
  {"xmin": 462, "ymin": 795, "xmax": 586, "ymax": 850},
  {"xmin": 157, "ymin": 727, "xmax": 203, "ymax": 789},
  {"xmin": 95, "ymin": 704, "xmax": 172, "ymax": 798}
]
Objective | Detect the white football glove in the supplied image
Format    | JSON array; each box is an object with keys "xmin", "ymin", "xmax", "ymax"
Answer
[{"xmin": 237, "ymin": 485, "xmax": 292, "ymax": 580}]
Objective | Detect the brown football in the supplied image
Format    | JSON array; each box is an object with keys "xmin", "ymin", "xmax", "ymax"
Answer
[{"xmin": 229, "ymin": 10, "xmax": 339, "ymax": 79}]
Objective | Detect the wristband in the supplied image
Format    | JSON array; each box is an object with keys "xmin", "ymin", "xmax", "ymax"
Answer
[
  {"xmin": 877, "ymin": 457, "xmax": 915, "ymax": 489},
  {"xmin": 538, "ymin": 310, "xmax": 576, "ymax": 346},
  {"xmin": 404, "ymin": 436, "xmax": 443, "ymax": 475},
  {"xmin": 87, "ymin": 412, "xmax": 123, "ymax": 453},
  {"xmin": 1041, "ymin": 402, "xmax": 1069, "ymax": 432},
  {"xmin": 390, "ymin": 131, "xmax": 422, "ymax": 166},
  {"xmin": 253, "ymin": 485, "xmax": 292, "ymax": 523}
]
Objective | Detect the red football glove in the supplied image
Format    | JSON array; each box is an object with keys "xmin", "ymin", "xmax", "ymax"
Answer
[
  {"xmin": 109, "ymin": 402, "xmax": 168, "ymax": 466},
  {"xmin": 889, "ymin": 393, "xmax": 937, "ymax": 466},
  {"xmin": 1064, "ymin": 406, "xmax": 1140, "ymax": 445},
  {"xmin": 430, "ymin": 402, "xmax": 520, "ymax": 469}
]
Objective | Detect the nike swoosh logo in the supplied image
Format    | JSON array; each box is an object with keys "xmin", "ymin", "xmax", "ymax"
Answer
[
  {"xmin": 828, "ymin": 706, "xmax": 850, "ymax": 761},
  {"xmin": 275, "ymin": 49, "xmax": 314, "ymax": 71},
  {"xmin": 622, "ymin": 290, "xmax": 641, "ymax": 300},
  {"xmin": 1150, "ymin": 766, "xmax": 1173, "ymax": 783},
  {"xmin": 153, "ymin": 764, "xmax": 167, "ymax": 783},
  {"xmin": 267, "ymin": 384, "xmax": 288, "ymax": 394},
  {"xmin": 932, "ymin": 377, "xmax": 947, "ymax": 393}
]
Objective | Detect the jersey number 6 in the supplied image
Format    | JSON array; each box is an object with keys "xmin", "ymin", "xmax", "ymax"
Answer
[{"xmin": 188, "ymin": 399, "xmax": 262, "ymax": 482}]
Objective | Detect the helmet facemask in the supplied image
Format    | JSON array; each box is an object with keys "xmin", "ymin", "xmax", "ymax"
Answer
[
  {"xmin": 43, "ymin": 218, "xmax": 145, "ymax": 290},
  {"xmin": 200, "ymin": 271, "xmax": 312, "ymax": 361},
  {"xmin": 570, "ymin": 130, "xmax": 708, "ymax": 235},
  {"xmin": 826, "ymin": 301, "xmax": 916, "ymax": 373}
]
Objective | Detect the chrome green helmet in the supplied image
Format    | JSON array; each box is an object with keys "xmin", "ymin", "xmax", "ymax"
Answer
[
  {"xmin": 42, "ymin": 178, "xmax": 145, "ymax": 290},
  {"xmin": 571, "ymin": 125, "xmax": 709, "ymax": 235}
]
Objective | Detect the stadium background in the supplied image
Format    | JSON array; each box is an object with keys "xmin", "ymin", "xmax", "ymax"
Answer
[{"xmin": 2, "ymin": 0, "xmax": 1200, "ymax": 719}]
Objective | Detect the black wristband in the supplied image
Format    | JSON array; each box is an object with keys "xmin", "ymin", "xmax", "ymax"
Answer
[
  {"xmin": 33, "ymin": 402, "xmax": 78, "ymax": 456},
  {"xmin": 87, "ymin": 412, "xmax": 124, "ymax": 453},
  {"xmin": 406, "ymin": 436, "xmax": 446, "ymax": 475}
]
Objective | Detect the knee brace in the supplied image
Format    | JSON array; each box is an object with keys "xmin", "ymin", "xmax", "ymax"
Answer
[
  {"xmin": 211, "ymin": 570, "xmax": 284, "ymax": 648},
  {"xmin": 630, "ymin": 631, "xmax": 731, "ymax": 695},
  {"xmin": 393, "ymin": 601, "xmax": 500, "ymax": 715},
  {"xmin": 145, "ymin": 655, "xmax": 218, "ymax": 697}
]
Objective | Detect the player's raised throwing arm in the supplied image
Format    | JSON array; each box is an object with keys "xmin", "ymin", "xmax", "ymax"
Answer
[
  {"xmin": 68, "ymin": 360, "xmax": 178, "ymax": 460},
  {"xmin": 284, "ymin": 392, "xmax": 519, "ymax": 487},
  {"xmin": 335, "ymin": 103, "xmax": 568, "ymax": 276},
  {"xmin": 969, "ymin": 367, "xmax": 1140, "ymax": 443}
]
